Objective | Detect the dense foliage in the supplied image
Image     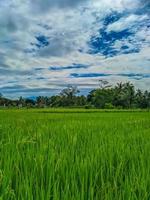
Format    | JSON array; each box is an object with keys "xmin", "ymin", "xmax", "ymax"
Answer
[{"xmin": 0, "ymin": 82, "xmax": 150, "ymax": 108}]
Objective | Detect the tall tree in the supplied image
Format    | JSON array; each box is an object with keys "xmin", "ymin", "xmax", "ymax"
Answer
[{"xmin": 60, "ymin": 86, "xmax": 79, "ymax": 106}]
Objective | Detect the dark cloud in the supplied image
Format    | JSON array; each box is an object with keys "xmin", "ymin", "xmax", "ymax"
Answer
[
  {"xmin": 37, "ymin": 37, "xmax": 74, "ymax": 57},
  {"xmin": 0, "ymin": 10, "xmax": 28, "ymax": 34},
  {"xmin": 0, "ymin": 54, "xmax": 10, "ymax": 69},
  {"xmin": 0, "ymin": 86, "xmax": 59, "ymax": 96},
  {"xmin": 31, "ymin": 0, "xmax": 88, "ymax": 12},
  {"xmin": 0, "ymin": 83, "xmax": 99, "ymax": 98},
  {"xmin": 0, "ymin": 68, "xmax": 34, "ymax": 76},
  {"xmin": 141, "ymin": 0, "xmax": 150, "ymax": 7},
  {"xmin": 139, "ymin": 0, "xmax": 150, "ymax": 13},
  {"xmin": 0, "ymin": 85, "xmax": 26, "ymax": 91}
]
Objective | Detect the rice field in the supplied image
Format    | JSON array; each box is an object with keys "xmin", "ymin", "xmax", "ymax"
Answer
[{"xmin": 0, "ymin": 109, "xmax": 150, "ymax": 200}]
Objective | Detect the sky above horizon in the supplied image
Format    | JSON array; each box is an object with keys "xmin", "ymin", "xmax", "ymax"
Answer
[{"xmin": 0, "ymin": 0, "xmax": 150, "ymax": 98}]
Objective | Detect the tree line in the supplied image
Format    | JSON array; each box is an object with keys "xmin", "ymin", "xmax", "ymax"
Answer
[{"xmin": 0, "ymin": 81, "xmax": 150, "ymax": 109}]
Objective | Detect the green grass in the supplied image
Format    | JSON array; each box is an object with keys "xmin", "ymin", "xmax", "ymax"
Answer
[{"xmin": 0, "ymin": 109, "xmax": 150, "ymax": 200}]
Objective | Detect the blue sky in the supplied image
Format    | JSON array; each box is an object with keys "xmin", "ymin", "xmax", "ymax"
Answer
[{"xmin": 0, "ymin": 0, "xmax": 150, "ymax": 98}]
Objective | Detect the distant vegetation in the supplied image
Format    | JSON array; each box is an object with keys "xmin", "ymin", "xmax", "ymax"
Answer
[{"xmin": 0, "ymin": 81, "xmax": 150, "ymax": 109}]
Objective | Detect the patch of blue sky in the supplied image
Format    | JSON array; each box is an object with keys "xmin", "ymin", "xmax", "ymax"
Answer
[
  {"xmin": 103, "ymin": 11, "xmax": 123, "ymax": 26},
  {"xmin": 71, "ymin": 73, "xmax": 150, "ymax": 79},
  {"xmin": 49, "ymin": 63, "xmax": 89, "ymax": 71},
  {"xmin": 89, "ymin": 27, "xmax": 135, "ymax": 57},
  {"xmin": 35, "ymin": 35, "xmax": 49, "ymax": 48},
  {"xmin": 118, "ymin": 73, "xmax": 150, "ymax": 78},
  {"xmin": 71, "ymin": 73, "xmax": 111, "ymax": 78},
  {"xmin": 88, "ymin": 11, "xmax": 148, "ymax": 57}
]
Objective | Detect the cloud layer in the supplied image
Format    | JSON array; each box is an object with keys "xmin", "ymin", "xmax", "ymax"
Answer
[{"xmin": 0, "ymin": 0, "xmax": 150, "ymax": 97}]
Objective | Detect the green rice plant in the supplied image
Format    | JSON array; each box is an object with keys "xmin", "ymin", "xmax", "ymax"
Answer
[{"xmin": 0, "ymin": 109, "xmax": 150, "ymax": 199}]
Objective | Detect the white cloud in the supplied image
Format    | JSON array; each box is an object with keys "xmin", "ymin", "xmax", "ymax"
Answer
[
  {"xmin": 0, "ymin": 0, "xmax": 150, "ymax": 97},
  {"xmin": 107, "ymin": 14, "xmax": 148, "ymax": 32}
]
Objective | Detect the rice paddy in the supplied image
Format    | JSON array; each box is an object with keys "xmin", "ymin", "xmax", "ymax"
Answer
[{"xmin": 0, "ymin": 109, "xmax": 150, "ymax": 200}]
